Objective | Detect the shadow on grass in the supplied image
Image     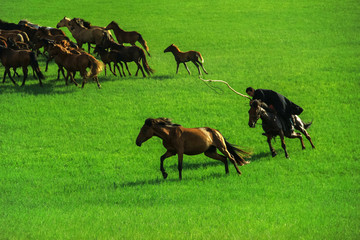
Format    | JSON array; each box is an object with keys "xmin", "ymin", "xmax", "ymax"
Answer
[{"xmin": 118, "ymin": 172, "xmax": 226, "ymax": 188}]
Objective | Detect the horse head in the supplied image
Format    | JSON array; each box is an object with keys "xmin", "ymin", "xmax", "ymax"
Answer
[
  {"xmin": 136, "ymin": 118, "xmax": 156, "ymax": 147},
  {"xmin": 56, "ymin": 17, "xmax": 70, "ymax": 28},
  {"xmin": 164, "ymin": 44, "xmax": 175, "ymax": 53},
  {"xmin": 248, "ymin": 100, "xmax": 265, "ymax": 128}
]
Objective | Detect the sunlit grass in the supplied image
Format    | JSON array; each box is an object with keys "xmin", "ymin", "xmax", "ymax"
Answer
[{"xmin": 0, "ymin": 0, "xmax": 359, "ymax": 239}]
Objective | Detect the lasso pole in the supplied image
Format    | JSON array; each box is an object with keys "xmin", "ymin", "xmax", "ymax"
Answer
[{"xmin": 199, "ymin": 76, "xmax": 251, "ymax": 100}]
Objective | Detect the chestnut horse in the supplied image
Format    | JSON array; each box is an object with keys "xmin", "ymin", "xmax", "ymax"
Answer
[
  {"xmin": 136, "ymin": 118, "xmax": 251, "ymax": 180},
  {"xmin": 0, "ymin": 45, "xmax": 44, "ymax": 86},
  {"xmin": 47, "ymin": 44, "xmax": 103, "ymax": 88},
  {"xmin": 56, "ymin": 17, "xmax": 111, "ymax": 53},
  {"xmin": 105, "ymin": 21, "xmax": 150, "ymax": 57},
  {"xmin": 248, "ymin": 100, "xmax": 315, "ymax": 158},
  {"xmin": 164, "ymin": 44, "xmax": 208, "ymax": 75}
]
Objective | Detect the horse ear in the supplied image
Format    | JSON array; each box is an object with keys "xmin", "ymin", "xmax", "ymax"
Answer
[{"xmin": 145, "ymin": 118, "xmax": 153, "ymax": 126}]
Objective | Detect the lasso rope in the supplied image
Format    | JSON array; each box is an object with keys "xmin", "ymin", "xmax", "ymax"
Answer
[{"xmin": 199, "ymin": 76, "xmax": 251, "ymax": 100}]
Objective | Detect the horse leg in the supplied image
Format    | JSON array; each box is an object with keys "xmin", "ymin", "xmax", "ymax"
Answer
[
  {"xmin": 267, "ymin": 135, "xmax": 277, "ymax": 157},
  {"xmin": 279, "ymin": 133, "xmax": 289, "ymax": 158},
  {"xmin": 296, "ymin": 125, "xmax": 316, "ymax": 149},
  {"xmin": 177, "ymin": 152, "xmax": 184, "ymax": 180},
  {"xmin": 176, "ymin": 62, "xmax": 180, "ymax": 74},
  {"xmin": 215, "ymin": 142, "xmax": 242, "ymax": 175},
  {"xmin": 192, "ymin": 61, "xmax": 201, "ymax": 75},
  {"xmin": 108, "ymin": 63, "xmax": 117, "ymax": 76},
  {"xmin": 5, "ymin": 68, "xmax": 18, "ymax": 86},
  {"xmin": 196, "ymin": 60, "xmax": 208, "ymax": 74},
  {"xmin": 160, "ymin": 151, "xmax": 175, "ymax": 179},
  {"xmin": 288, "ymin": 132, "xmax": 306, "ymax": 149},
  {"xmin": 204, "ymin": 147, "xmax": 229, "ymax": 174},
  {"xmin": 21, "ymin": 67, "xmax": 28, "ymax": 86},
  {"xmin": 136, "ymin": 62, "xmax": 146, "ymax": 77},
  {"xmin": 114, "ymin": 63, "xmax": 122, "ymax": 77},
  {"xmin": 124, "ymin": 62, "xmax": 131, "ymax": 76},
  {"xmin": 68, "ymin": 72, "xmax": 79, "ymax": 86},
  {"xmin": 183, "ymin": 62, "xmax": 191, "ymax": 75},
  {"xmin": 93, "ymin": 76, "xmax": 101, "ymax": 89}
]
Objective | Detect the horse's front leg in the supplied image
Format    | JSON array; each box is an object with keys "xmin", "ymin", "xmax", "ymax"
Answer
[
  {"xmin": 267, "ymin": 135, "xmax": 277, "ymax": 157},
  {"xmin": 20, "ymin": 67, "xmax": 28, "ymax": 86},
  {"xmin": 177, "ymin": 152, "xmax": 184, "ymax": 180},
  {"xmin": 279, "ymin": 134, "xmax": 289, "ymax": 158},
  {"xmin": 176, "ymin": 62, "xmax": 180, "ymax": 74},
  {"xmin": 160, "ymin": 151, "xmax": 175, "ymax": 179}
]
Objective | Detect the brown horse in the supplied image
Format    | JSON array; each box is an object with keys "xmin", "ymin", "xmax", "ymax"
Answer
[
  {"xmin": 47, "ymin": 43, "xmax": 103, "ymax": 88},
  {"xmin": 136, "ymin": 118, "xmax": 251, "ymax": 180},
  {"xmin": 105, "ymin": 21, "xmax": 150, "ymax": 57},
  {"xmin": 56, "ymin": 17, "xmax": 111, "ymax": 53},
  {"xmin": 0, "ymin": 46, "xmax": 44, "ymax": 86},
  {"xmin": 164, "ymin": 44, "xmax": 208, "ymax": 75},
  {"xmin": 248, "ymin": 99, "xmax": 315, "ymax": 158},
  {"xmin": 94, "ymin": 46, "xmax": 124, "ymax": 77}
]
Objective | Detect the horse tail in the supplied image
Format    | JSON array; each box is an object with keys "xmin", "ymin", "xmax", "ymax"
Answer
[
  {"xmin": 304, "ymin": 121, "xmax": 313, "ymax": 129},
  {"xmin": 196, "ymin": 52, "xmax": 204, "ymax": 63},
  {"xmin": 224, "ymin": 139, "xmax": 251, "ymax": 165},
  {"xmin": 29, "ymin": 51, "xmax": 45, "ymax": 80},
  {"xmin": 86, "ymin": 55, "xmax": 104, "ymax": 79},
  {"xmin": 140, "ymin": 50, "xmax": 154, "ymax": 75},
  {"xmin": 138, "ymin": 34, "xmax": 150, "ymax": 57}
]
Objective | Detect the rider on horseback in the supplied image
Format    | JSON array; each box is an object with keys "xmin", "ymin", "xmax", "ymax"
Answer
[{"xmin": 246, "ymin": 87, "xmax": 303, "ymax": 135}]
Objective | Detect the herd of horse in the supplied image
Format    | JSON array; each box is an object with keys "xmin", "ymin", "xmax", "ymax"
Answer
[{"xmin": 0, "ymin": 18, "xmax": 315, "ymax": 180}]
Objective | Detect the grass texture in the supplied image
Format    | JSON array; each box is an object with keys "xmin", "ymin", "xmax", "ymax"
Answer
[{"xmin": 0, "ymin": 0, "xmax": 359, "ymax": 239}]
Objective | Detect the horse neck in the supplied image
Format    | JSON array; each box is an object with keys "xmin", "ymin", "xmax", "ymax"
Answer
[
  {"xmin": 259, "ymin": 108, "xmax": 276, "ymax": 124},
  {"xmin": 170, "ymin": 46, "xmax": 180, "ymax": 54},
  {"xmin": 110, "ymin": 23, "xmax": 124, "ymax": 33},
  {"xmin": 152, "ymin": 126, "xmax": 171, "ymax": 141}
]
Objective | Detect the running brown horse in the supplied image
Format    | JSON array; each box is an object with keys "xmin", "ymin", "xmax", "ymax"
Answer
[
  {"xmin": 164, "ymin": 44, "xmax": 208, "ymax": 75},
  {"xmin": 248, "ymin": 99, "xmax": 315, "ymax": 158},
  {"xmin": 47, "ymin": 43, "xmax": 103, "ymax": 88},
  {"xmin": 105, "ymin": 21, "xmax": 150, "ymax": 57},
  {"xmin": 136, "ymin": 118, "xmax": 251, "ymax": 180},
  {"xmin": 56, "ymin": 17, "xmax": 111, "ymax": 53},
  {"xmin": 0, "ymin": 45, "xmax": 44, "ymax": 86}
]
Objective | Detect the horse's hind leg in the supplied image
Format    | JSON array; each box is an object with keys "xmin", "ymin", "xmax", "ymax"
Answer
[
  {"xmin": 183, "ymin": 62, "xmax": 191, "ymax": 75},
  {"xmin": 160, "ymin": 150, "xmax": 176, "ymax": 179},
  {"xmin": 197, "ymin": 60, "xmax": 208, "ymax": 74},
  {"xmin": 204, "ymin": 147, "xmax": 229, "ymax": 174},
  {"xmin": 297, "ymin": 127, "xmax": 315, "ymax": 149},
  {"xmin": 135, "ymin": 62, "xmax": 146, "ymax": 77},
  {"xmin": 288, "ymin": 132, "xmax": 306, "ymax": 150},
  {"xmin": 192, "ymin": 61, "xmax": 201, "ymax": 75}
]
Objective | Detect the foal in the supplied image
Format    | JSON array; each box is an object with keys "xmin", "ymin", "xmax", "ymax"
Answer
[
  {"xmin": 164, "ymin": 44, "xmax": 208, "ymax": 75},
  {"xmin": 136, "ymin": 118, "xmax": 250, "ymax": 180},
  {"xmin": 0, "ymin": 46, "xmax": 44, "ymax": 86}
]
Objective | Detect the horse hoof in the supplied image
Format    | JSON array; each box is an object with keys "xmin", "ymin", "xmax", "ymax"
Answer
[
  {"xmin": 162, "ymin": 172, "xmax": 168, "ymax": 179},
  {"xmin": 272, "ymin": 152, "xmax": 277, "ymax": 157}
]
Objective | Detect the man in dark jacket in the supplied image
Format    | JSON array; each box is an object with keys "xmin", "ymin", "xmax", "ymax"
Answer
[{"xmin": 246, "ymin": 87, "xmax": 303, "ymax": 135}]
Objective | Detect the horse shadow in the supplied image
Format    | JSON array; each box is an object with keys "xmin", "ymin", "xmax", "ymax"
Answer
[
  {"xmin": 118, "ymin": 171, "xmax": 225, "ymax": 188},
  {"xmin": 0, "ymin": 80, "xmax": 76, "ymax": 95}
]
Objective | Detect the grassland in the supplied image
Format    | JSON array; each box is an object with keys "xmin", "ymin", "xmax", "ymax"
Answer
[{"xmin": 0, "ymin": 0, "xmax": 359, "ymax": 239}]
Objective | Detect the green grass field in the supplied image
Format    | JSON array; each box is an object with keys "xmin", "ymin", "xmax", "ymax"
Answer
[{"xmin": 1, "ymin": 0, "xmax": 359, "ymax": 239}]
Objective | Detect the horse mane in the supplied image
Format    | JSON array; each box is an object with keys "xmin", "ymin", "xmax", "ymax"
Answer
[
  {"xmin": 73, "ymin": 18, "xmax": 92, "ymax": 29},
  {"xmin": 146, "ymin": 118, "xmax": 181, "ymax": 127},
  {"xmin": 251, "ymin": 99, "xmax": 276, "ymax": 113}
]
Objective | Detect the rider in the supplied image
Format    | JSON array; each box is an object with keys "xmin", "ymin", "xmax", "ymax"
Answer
[{"xmin": 246, "ymin": 87, "xmax": 303, "ymax": 135}]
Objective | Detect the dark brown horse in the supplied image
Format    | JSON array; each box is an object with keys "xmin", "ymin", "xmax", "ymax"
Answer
[
  {"xmin": 136, "ymin": 118, "xmax": 251, "ymax": 180},
  {"xmin": 105, "ymin": 21, "xmax": 150, "ymax": 57},
  {"xmin": 47, "ymin": 44, "xmax": 103, "ymax": 88},
  {"xmin": 0, "ymin": 45, "xmax": 44, "ymax": 86},
  {"xmin": 248, "ymin": 100, "xmax": 315, "ymax": 158},
  {"xmin": 164, "ymin": 44, "xmax": 208, "ymax": 75},
  {"xmin": 94, "ymin": 46, "xmax": 124, "ymax": 77}
]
